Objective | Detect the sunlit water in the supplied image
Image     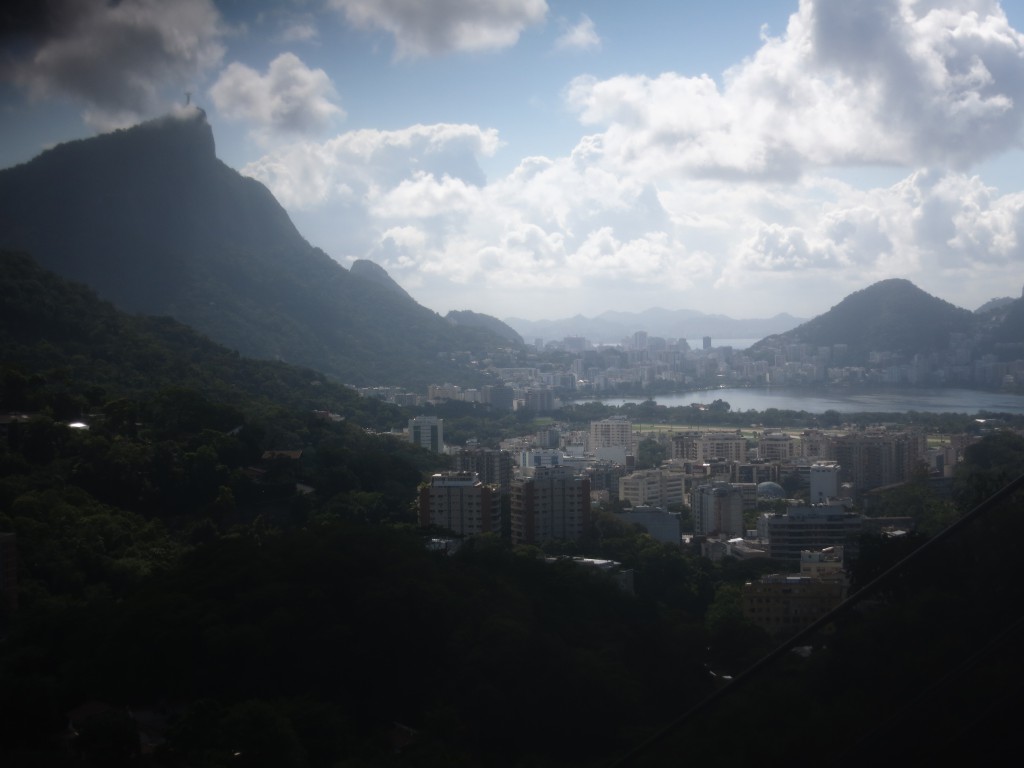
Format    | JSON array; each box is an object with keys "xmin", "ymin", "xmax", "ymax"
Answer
[{"xmin": 585, "ymin": 387, "xmax": 1024, "ymax": 415}]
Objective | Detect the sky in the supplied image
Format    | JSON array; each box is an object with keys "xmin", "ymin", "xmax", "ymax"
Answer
[{"xmin": 3, "ymin": 0, "xmax": 1024, "ymax": 323}]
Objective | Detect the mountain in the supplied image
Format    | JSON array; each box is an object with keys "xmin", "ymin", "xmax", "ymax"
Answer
[
  {"xmin": 0, "ymin": 250, "xmax": 395, "ymax": 424},
  {"xmin": 746, "ymin": 279, "xmax": 976, "ymax": 362},
  {"xmin": 349, "ymin": 258, "xmax": 414, "ymax": 301},
  {"xmin": 975, "ymin": 296, "xmax": 1017, "ymax": 314},
  {"xmin": 504, "ymin": 307, "xmax": 805, "ymax": 344},
  {"xmin": 0, "ymin": 109, "xmax": 517, "ymax": 388},
  {"xmin": 446, "ymin": 310, "xmax": 524, "ymax": 345}
]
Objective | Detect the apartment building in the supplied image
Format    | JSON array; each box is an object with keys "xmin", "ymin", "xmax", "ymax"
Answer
[
  {"xmin": 453, "ymin": 447, "xmax": 514, "ymax": 493},
  {"xmin": 511, "ymin": 465, "xmax": 592, "ymax": 545},
  {"xmin": 618, "ymin": 467, "xmax": 686, "ymax": 508},
  {"xmin": 672, "ymin": 431, "xmax": 748, "ymax": 463},
  {"xmin": 590, "ymin": 416, "xmax": 634, "ymax": 463},
  {"xmin": 692, "ymin": 482, "xmax": 746, "ymax": 537},
  {"xmin": 418, "ymin": 472, "xmax": 499, "ymax": 536},
  {"xmin": 830, "ymin": 430, "xmax": 927, "ymax": 491}
]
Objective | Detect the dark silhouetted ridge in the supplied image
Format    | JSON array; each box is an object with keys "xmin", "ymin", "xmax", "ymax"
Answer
[{"xmin": 0, "ymin": 111, "xmax": 517, "ymax": 387}]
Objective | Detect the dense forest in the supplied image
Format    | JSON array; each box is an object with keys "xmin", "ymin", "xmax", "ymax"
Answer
[{"xmin": 3, "ymin": 252, "xmax": 1024, "ymax": 766}]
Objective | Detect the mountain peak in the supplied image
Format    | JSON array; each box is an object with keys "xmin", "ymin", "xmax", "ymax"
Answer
[
  {"xmin": 350, "ymin": 259, "xmax": 413, "ymax": 301},
  {"xmin": 33, "ymin": 106, "xmax": 217, "ymax": 171},
  {"xmin": 749, "ymin": 278, "xmax": 974, "ymax": 360},
  {"xmin": 133, "ymin": 106, "xmax": 216, "ymax": 158}
]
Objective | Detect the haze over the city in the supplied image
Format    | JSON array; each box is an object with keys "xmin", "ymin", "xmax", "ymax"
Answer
[{"xmin": 3, "ymin": 0, "xmax": 1024, "ymax": 321}]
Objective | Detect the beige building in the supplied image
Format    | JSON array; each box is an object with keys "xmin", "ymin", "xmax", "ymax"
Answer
[
  {"xmin": 672, "ymin": 431, "xmax": 747, "ymax": 463},
  {"xmin": 618, "ymin": 467, "xmax": 686, "ymax": 508},
  {"xmin": 759, "ymin": 431, "xmax": 802, "ymax": 461}
]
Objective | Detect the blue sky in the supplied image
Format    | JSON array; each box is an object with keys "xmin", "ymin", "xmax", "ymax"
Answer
[{"xmin": 3, "ymin": 0, "xmax": 1024, "ymax": 322}]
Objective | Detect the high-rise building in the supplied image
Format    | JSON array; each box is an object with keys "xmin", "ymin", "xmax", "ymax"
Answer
[
  {"xmin": 511, "ymin": 465, "xmax": 591, "ymax": 545},
  {"xmin": 692, "ymin": 482, "xmax": 745, "ymax": 537},
  {"xmin": 809, "ymin": 462, "xmax": 841, "ymax": 503},
  {"xmin": 830, "ymin": 430, "xmax": 926, "ymax": 491},
  {"xmin": 453, "ymin": 448, "xmax": 514, "ymax": 493},
  {"xmin": 590, "ymin": 416, "xmax": 634, "ymax": 463},
  {"xmin": 408, "ymin": 416, "xmax": 444, "ymax": 453},
  {"xmin": 758, "ymin": 504, "xmax": 863, "ymax": 562},
  {"xmin": 418, "ymin": 472, "xmax": 498, "ymax": 536}
]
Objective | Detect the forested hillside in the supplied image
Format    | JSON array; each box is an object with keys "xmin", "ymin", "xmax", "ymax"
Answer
[
  {"xmin": 0, "ymin": 253, "xmax": 724, "ymax": 766},
  {"xmin": 3, "ymin": 252, "xmax": 1023, "ymax": 766}
]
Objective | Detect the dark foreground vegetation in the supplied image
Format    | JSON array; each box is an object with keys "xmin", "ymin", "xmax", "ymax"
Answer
[{"xmin": 2, "ymin": 252, "xmax": 1023, "ymax": 766}]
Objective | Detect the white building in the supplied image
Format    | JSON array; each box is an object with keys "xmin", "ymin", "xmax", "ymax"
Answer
[
  {"xmin": 590, "ymin": 416, "xmax": 634, "ymax": 463},
  {"xmin": 809, "ymin": 461, "xmax": 841, "ymax": 503}
]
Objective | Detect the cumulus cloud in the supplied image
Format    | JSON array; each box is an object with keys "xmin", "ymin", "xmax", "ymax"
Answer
[
  {"xmin": 565, "ymin": 0, "xmax": 1024, "ymax": 180},
  {"xmin": 725, "ymin": 168, "xmax": 1024, "ymax": 300},
  {"xmin": 242, "ymin": 123, "xmax": 501, "ymax": 208},
  {"xmin": 11, "ymin": 0, "xmax": 224, "ymax": 129},
  {"xmin": 555, "ymin": 14, "xmax": 600, "ymax": 52},
  {"xmin": 246, "ymin": 2, "xmax": 1024, "ymax": 318},
  {"xmin": 328, "ymin": 0, "xmax": 547, "ymax": 57},
  {"xmin": 209, "ymin": 53, "xmax": 344, "ymax": 135}
]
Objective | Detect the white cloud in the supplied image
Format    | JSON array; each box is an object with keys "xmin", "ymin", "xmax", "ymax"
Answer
[
  {"xmin": 242, "ymin": 123, "xmax": 501, "ymax": 208},
  {"xmin": 565, "ymin": 0, "xmax": 1024, "ymax": 180},
  {"xmin": 329, "ymin": 0, "xmax": 547, "ymax": 57},
  {"xmin": 247, "ymin": 2, "xmax": 1024, "ymax": 319},
  {"xmin": 555, "ymin": 14, "xmax": 600, "ymax": 52},
  {"xmin": 371, "ymin": 172, "xmax": 481, "ymax": 219},
  {"xmin": 209, "ymin": 53, "xmax": 344, "ymax": 135},
  {"xmin": 13, "ymin": 0, "xmax": 224, "ymax": 129}
]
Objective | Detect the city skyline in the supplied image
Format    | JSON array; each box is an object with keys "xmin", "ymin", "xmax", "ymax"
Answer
[{"xmin": 3, "ymin": 0, "xmax": 1024, "ymax": 321}]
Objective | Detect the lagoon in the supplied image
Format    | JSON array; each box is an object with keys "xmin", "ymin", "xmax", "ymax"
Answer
[{"xmin": 585, "ymin": 387, "xmax": 1024, "ymax": 415}]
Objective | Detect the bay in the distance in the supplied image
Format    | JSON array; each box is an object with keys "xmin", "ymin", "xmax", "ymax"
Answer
[{"xmin": 588, "ymin": 387, "xmax": 1024, "ymax": 415}]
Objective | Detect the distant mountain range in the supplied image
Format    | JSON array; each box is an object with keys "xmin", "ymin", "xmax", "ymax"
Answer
[
  {"xmin": 504, "ymin": 308, "xmax": 806, "ymax": 344},
  {"xmin": 0, "ymin": 109, "xmax": 516, "ymax": 388}
]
